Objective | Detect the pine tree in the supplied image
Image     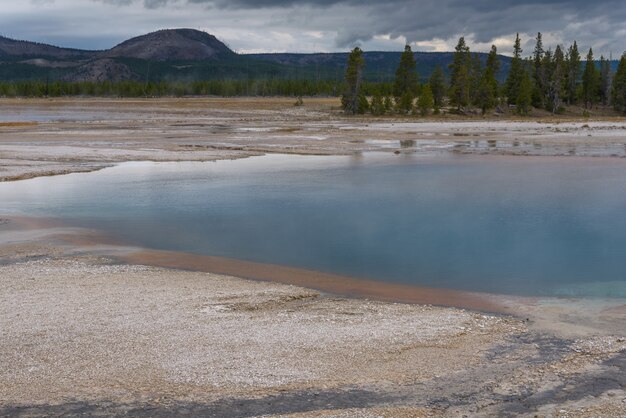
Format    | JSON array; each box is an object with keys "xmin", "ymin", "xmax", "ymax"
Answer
[
  {"xmin": 358, "ymin": 93, "xmax": 370, "ymax": 114},
  {"xmin": 532, "ymin": 32, "xmax": 545, "ymax": 108},
  {"xmin": 429, "ymin": 64, "xmax": 446, "ymax": 109},
  {"xmin": 505, "ymin": 33, "xmax": 524, "ymax": 105},
  {"xmin": 566, "ymin": 41, "xmax": 581, "ymax": 105},
  {"xmin": 517, "ymin": 70, "xmax": 533, "ymax": 115},
  {"xmin": 469, "ymin": 53, "xmax": 483, "ymax": 106},
  {"xmin": 383, "ymin": 95, "xmax": 394, "ymax": 113},
  {"xmin": 341, "ymin": 47, "xmax": 366, "ymax": 115},
  {"xmin": 600, "ymin": 56, "xmax": 612, "ymax": 105},
  {"xmin": 540, "ymin": 49, "xmax": 553, "ymax": 110},
  {"xmin": 476, "ymin": 71, "xmax": 496, "ymax": 115},
  {"xmin": 393, "ymin": 45, "xmax": 419, "ymax": 99},
  {"xmin": 477, "ymin": 44, "xmax": 501, "ymax": 112},
  {"xmin": 548, "ymin": 45, "xmax": 565, "ymax": 113},
  {"xmin": 485, "ymin": 45, "xmax": 501, "ymax": 95},
  {"xmin": 418, "ymin": 84, "xmax": 434, "ymax": 116},
  {"xmin": 612, "ymin": 54, "xmax": 626, "ymax": 113},
  {"xmin": 396, "ymin": 91, "xmax": 415, "ymax": 114},
  {"xmin": 449, "ymin": 36, "xmax": 471, "ymax": 110},
  {"xmin": 370, "ymin": 92, "xmax": 385, "ymax": 115},
  {"xmin": 582, "ymin": 48, "xmax": 599, "ymax": 108}
]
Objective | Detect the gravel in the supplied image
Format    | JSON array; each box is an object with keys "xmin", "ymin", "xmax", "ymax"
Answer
[
  {"xmin": 0, "ymin": 254, "xmax": 623, "ymax": 416},
  {"xmin": 0, "ymin": 257, "xmax": 518, "ymax": 407}
]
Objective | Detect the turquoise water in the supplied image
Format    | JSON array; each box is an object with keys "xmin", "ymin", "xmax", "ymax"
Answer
[{"xmin": 2, "ymin": 153, "xmax": 626, "ymax": 298}]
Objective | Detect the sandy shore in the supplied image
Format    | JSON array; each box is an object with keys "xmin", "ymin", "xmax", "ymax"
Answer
[{"xmin": 1, "ymin": 98, "xmax": 625, "ymax": 416}]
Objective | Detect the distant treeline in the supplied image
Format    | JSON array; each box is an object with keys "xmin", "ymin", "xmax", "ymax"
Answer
[
  {"xmin": 0, "ymin": 79, "xmax": 395, "ymax": 98},
  {"xmin": 342, "ymin": 33, "xmax": 626, "ymax": 116},
  {"xmin": 4, "ymin": 32, "xmax": 626, "ymax": 117}
]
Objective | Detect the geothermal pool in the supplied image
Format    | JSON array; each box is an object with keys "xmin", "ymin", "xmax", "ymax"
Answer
[{"xmin": 2, "ymin": 153, "xmax": 626, "ymax": 297}]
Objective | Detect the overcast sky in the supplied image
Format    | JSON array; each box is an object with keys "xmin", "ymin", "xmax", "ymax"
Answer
[{"xmin": 1, "ymin": 0, "xmax": 625, "ymax": 57}]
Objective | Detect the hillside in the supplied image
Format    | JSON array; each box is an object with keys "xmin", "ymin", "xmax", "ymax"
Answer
[
  {"xmin": 0, "ymin": 29, "xmax": 297, "ymax": 83},
  {"xmin": 246, "ymin": 51, "xmax": 513, "ymax": 82},
  {"xmin": 0, "ymin": 36, "xmax": 95, "ymax": 60},
  {"xmin": 103, "ymin": 29, "xmax": 235, "ymax": 61},
  {"xmin": 0, "ymin": 29, "xmax": 616, "ymax": 84}
]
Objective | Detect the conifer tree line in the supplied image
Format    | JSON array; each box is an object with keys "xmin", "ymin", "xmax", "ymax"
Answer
[
  {"xmin": 3, "ymin": 33, "xmax": 626, "ymax": 116},
  {"xmin": 342, "ymin": 33, "xmax": 626, "ymax": 116},
  {"xmin": 0, "ymin": 79, "xmax": 347, "ymax": 98}
]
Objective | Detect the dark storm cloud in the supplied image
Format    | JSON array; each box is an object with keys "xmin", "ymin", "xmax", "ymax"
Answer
[
  {"xmin": 147, "ymin": 0, "xmax": 626, "ymax": 53},
  {"xmin": 8, "ymin": 0, "xmax": 626, "ymax": 55}
]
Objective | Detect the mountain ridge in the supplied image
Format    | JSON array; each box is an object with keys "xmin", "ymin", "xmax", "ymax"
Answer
[
  {"xmin": 3, "ymin": 29, "xmax": 611, "ymax": 84},
  {"xmin": 0, "ymin": 35, "xmax": 96, "ymax": 60},
  {"xmin": 0, "ymin": 29, "xmax": 246, "ymax": 82}
]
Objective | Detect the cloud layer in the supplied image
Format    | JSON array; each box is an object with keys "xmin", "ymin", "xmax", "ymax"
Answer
[{"xmin": 1, "ymin": 0, "xmax": 624, "ymax": 57}]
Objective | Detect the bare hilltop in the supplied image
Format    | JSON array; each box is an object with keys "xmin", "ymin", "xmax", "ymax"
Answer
[{"xmin": 0, "ymin": 29, "xmax": 237, "ymax": 82}]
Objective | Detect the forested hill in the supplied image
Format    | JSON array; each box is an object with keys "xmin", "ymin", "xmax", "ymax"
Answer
[
  {"xmin": 0, "ymin": 29, "xmax": 514, "ymax": 83},
  {"xmin": 0, "ymin": 36, "xmax": 96, "ymax": 60},
  {"xmin": 245, "ymin": 51, "xmax": 513, "ymax": 83},
  {"xmin": 0, "ymin": 29, "xmax": 618, "ymax": 84}
]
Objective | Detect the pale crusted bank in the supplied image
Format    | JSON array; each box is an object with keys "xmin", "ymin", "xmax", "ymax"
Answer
[
  {"xmin": 0, "ymin": 249, "xmax": 624, "ymax": 416},
  {"xmin": 3, "ymin": 98, "xmax": 626, "ymax": 182}
]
